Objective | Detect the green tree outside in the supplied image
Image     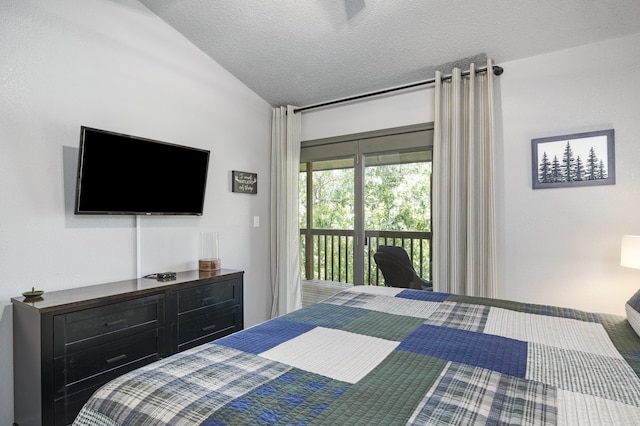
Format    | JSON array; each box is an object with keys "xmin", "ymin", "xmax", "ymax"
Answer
[{"xmin": 300, "ymin": 159, "xmax": 431, "ymax": 284}]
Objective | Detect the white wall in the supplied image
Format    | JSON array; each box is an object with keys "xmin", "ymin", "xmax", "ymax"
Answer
[
  {"xmin": 0, "ymin": 1, "xmax": 272, "ymax": 423},
  {"xmin": 302, "ymin": 88, "xmax": 434, "ymax": 141},
  {"xmin": 303, "ymin": 33, "xmax": 640, "ymax": 318},
  {"xmin": 499, "ymin": 33, "xmax": 640, "ymax": 315}
]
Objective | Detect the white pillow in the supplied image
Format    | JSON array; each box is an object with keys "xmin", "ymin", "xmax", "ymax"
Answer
[{"xmin": 626, "ymin": 289, "xmax": 640, "ymax": 337}]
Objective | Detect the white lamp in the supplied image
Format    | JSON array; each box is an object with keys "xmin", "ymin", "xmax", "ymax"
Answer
[{"xmin": 621, "ymin": 235, "xmax": 640, "ymax": 269}]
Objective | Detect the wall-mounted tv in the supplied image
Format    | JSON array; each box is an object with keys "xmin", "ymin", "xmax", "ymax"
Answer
[{"xmin": 75, "ymin": 126, "xmax": 210, "ymax": 215}]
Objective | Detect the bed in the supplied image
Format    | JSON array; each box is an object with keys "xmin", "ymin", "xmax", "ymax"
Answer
[{"xmin": 73, "ymin": 286, "xmax": 640, "ymax": 425}]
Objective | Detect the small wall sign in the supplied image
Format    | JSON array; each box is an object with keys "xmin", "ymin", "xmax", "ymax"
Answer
[{"xmin": 232, "ymin": 171, "xmax": 257, "ymax": 194}]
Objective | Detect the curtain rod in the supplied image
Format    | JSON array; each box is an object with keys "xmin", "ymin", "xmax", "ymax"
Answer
[{"xmin": 293, "ymin": 64, "xmax": 504, "ymax": 114}]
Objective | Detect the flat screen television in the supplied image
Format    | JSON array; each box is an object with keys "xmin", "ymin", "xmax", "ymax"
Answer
[{"xmin": 75, "ymin": 126, "xmax": 210, "ymax": 215}]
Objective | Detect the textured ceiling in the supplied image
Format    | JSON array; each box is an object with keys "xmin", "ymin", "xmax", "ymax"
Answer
[{"xmin": 140, "ymin": 0, "xmax": 640, "ymax": 108}]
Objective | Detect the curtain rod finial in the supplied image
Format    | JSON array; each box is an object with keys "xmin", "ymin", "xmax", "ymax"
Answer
[{"xmin": 493, "ymin": 65, "xmax": 504, "ymax": 76}]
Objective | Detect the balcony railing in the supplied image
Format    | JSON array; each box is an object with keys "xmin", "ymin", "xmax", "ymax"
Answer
[{"xmin": 300, "ymin": 229, "xmax": 431, "ymax": 286}]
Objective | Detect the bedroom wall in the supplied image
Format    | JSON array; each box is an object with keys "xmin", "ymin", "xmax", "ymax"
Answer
[
  {"xmin": 0, "ymin": 0, "xmax": 272, "ymax": 422},
  {"xmin": 302, "ymin": 32, "xmax": 640, "ymax": 317},
  {"xmin": 498, "ymin": 33, "xmax": 640, "ymax": 316}
]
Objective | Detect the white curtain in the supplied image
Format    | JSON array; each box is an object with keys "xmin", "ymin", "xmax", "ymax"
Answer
[
  {"xmin": 270, "ymin": 105, "xmax": 302, "ymax": 317},
  {"xmin": 432, "ymin": 60, "xmax": 497, "ymax": 297}
]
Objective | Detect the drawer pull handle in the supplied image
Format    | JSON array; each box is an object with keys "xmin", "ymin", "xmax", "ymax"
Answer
[
  {"xmin": 202, "ymin": 324, "xmax": 217, "ymax": 332},
  {"xmin": 105, "ymin": 319, "xmax": 127, "ymax": 327},
  {"xmin": 106, "ymin": 354, "xmax": 127, "ymax": 365},
  {"xmin": 201, "ymin": 296, "xmax": 218, "ymax": 304}
]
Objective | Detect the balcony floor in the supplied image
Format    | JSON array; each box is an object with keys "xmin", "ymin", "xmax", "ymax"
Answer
[{"xmin": 301, "ymin": 279, "xmax": 353, "ymax": 307}]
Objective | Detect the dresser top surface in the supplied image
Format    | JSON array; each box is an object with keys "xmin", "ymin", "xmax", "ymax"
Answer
[{"xmin": 11, "ymin": 269, "xmax": 243, "ymax": 313}]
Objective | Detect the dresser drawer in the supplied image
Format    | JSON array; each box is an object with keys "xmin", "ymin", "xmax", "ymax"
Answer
[
  {"xmin": 54, "ymin": 383, "xmax": 103, "ymax": 426},
  {"xmin": 177, "ymin": 305, "xmax": 240, "ymax": 349},
  {"xmin": 177, "ymin": 279, "xmax": 238, "ymax": 314},
  {"xmin": 55, "ymin": 294, "xmax": 164, "ymax": 352},
  {"xmin": 54, "ymin": 328, "xmax": 163, "ymax": 396}
]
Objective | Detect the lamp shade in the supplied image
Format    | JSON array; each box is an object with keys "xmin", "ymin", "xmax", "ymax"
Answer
[{"xmin": 621, "ymin": 235, "xmax": 640, "ymax": 269}]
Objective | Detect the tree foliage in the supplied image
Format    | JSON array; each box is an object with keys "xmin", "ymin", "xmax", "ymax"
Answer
[
  {"xmin": 299, "ymin": 160, "xmax": 432, "ymax": 284},
  {"xmin": 300, "ymin": 162, "xmax": 431, "ymax": 232},
  {"xmin": 364, "ymin": 163, "xmax": 431, "ymax": 231}
]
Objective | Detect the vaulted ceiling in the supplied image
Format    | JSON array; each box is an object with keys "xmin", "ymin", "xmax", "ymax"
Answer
[{"xmin": 140, "ymin": 0, "xmax": 640, "ymax": 107}]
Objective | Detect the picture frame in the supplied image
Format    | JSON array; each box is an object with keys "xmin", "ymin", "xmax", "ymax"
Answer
[
  {"xmin": 231, "ymin": 170, "xmax": 258, "ymax": 194},
  {"xmin": 531, "ymin": 129, "xmax": 615, "ymax": 189}
]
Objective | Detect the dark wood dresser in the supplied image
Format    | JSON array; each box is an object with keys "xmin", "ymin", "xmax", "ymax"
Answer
[{"xmin": 12, "ymin": 269, "xmax": 244, "ymax": 426}]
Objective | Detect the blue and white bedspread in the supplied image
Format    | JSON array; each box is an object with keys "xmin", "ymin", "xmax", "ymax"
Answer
[{"xmin": 74, "ymin": 286, "xmax": 640, "ymax": 425}]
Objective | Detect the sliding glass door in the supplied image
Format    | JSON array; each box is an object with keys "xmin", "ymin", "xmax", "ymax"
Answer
[
  {"xmin": 363, "ymin": 150, "xmax": 432, "ymax": 285},
  {"xmin": 300, "ymin": 156, "xmax": 356, "ymax": 283},
  {"xmin": 300, "ymin": 124, "xmax": 433, "ymax": 285}
]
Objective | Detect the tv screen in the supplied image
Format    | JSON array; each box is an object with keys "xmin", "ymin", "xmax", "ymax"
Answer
[{"xmin": 75, "ymin": 126, "xmax": 210, "ymax": 215}]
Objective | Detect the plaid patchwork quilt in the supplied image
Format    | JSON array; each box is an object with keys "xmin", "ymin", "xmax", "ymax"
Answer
[{"xmin": 73, "ymin": 287, "xmax": 640, "ymax": 425}]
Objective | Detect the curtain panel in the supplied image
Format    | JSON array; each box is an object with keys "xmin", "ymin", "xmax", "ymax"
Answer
[
  {"xmin": 432, "ymin": 60, "xmax": 497, "ymax": 297},
  {"xmin": 270, "ymin": 105, "xmax": 302, "ymax": 317}
]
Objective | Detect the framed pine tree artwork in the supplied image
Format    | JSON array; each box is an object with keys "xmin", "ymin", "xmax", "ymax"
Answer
[{"xmin": 531, "ymin": 129, "xmax": 615, "ymax": 189}]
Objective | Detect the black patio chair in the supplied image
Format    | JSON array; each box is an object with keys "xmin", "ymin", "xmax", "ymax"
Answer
[{"xmin": 373, "ymin": 245, "xmax": 433, "ymax": 291}]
